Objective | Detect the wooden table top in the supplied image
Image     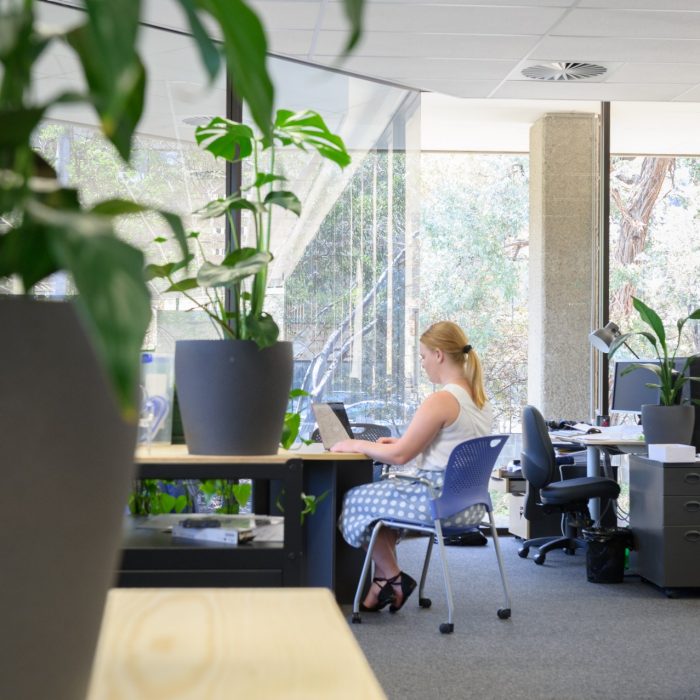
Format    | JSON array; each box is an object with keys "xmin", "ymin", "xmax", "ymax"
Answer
[
  {"xmin": 135, "ymin": 443, "xmax": 369, "ymax": 463},
  {"xmin": 87, "ymin": 588, "xmax": 386, "ymax": 700}
]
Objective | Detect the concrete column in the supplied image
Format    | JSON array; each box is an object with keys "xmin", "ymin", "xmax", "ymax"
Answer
[{"xmin": 528, "ymin": 113, "xmax": 599, "ymax": 421}]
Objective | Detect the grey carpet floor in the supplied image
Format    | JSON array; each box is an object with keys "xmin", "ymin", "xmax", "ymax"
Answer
[{"xmin": 344, "ymin": 536, "xmax": 700, "ymax": 700}]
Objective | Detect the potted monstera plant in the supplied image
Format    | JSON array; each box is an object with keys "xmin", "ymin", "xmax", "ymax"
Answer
[
  {"xmin": 0, "ymin": 1, "xmax": 364, "ymax": 699},
  {"xmin": 147, "ymin": 111, "xmax": 350, "ymax": 454},
  {"xmin": 609, "ymin": 297, "xmax": 700, "ymax": 445}
]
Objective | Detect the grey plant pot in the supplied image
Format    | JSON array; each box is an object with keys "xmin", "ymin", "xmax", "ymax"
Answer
[
  {"xmin": 175, "ymin": 339, "xmax": 293, "ymax": 455},
  {"xmin": 0, "ymin": 298, "xmax": 136, "ymax": 700},
  {"xmin": 641, "ymin": 404, "xmax": 696, "ymax": 446}
]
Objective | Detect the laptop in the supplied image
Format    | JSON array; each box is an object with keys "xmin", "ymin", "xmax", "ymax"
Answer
[{"xmin": 312, "ymin": 402, "xmax": 353, "ymax": 449}]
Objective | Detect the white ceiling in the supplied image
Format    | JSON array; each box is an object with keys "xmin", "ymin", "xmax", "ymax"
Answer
[
  {"xmin": 247, "ymin": 0, "xmax": 700, "ymax": 103},
  {"xmin": 37, "ymin": 0, "xmax": 700, "ymax": 154}
]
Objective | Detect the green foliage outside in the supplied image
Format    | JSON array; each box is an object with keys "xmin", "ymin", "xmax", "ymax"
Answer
[
  {"xmin": 420, "ymin": 153, "xmax": 530, "ymax": 431},
  {"xmin": 610, "ymin": 156, "xmax": 700, "ymax": 359}
]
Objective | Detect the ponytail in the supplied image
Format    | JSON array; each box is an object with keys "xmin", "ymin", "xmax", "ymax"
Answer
[{"xmin": 420, "ymin": 321, "xmax": 488, "ymax": 409}]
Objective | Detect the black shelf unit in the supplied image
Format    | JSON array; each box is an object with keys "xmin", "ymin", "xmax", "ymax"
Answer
[{"xmin": 118, "ymin": 459, "xmax": 303, "ymax": 589}]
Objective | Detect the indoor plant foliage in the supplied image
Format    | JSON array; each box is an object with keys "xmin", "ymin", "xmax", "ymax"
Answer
[
  {"xmin": 609, "ymin": 297, "xmax": 700, "ymax": 444},
  {"xmin": 147, "ymin": 109, "xmax": 350, "ymax": 349},
  {"xmin": 609, "ymin": 297, "xmax": 700, "ymax": 406},
  {"xmin": 147, "ymin": 110, "xmax": 350, "ymax": 454}
]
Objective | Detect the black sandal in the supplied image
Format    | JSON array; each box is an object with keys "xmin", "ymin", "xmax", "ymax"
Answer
[
  {"xmin": 359, "ymin": 576, "xmax": 397, "ymax": 612},
  {"xmin": 388, "ymin": 571, "xmax": 417, "ymax": 613}
]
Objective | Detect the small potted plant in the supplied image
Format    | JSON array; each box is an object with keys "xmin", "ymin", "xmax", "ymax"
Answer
[
  {"xmin": 147, "ymin": 111, "xmax": 350, "ymax": 454},
  {"xmin": 609, "ymin": 297, "xmax": 700, "ymax": 445}
]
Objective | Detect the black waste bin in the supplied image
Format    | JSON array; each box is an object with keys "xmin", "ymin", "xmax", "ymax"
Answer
[{"xmin": 582, "ymin": 527, "xmax": 632, "ymax": 583}]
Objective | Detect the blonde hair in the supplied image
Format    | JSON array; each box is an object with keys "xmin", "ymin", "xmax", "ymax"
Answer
[{"xmin": 420, "ymin": 321, "xmax": 488, "ymax": 409}]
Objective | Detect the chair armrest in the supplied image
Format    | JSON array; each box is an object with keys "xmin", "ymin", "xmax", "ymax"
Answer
[
  {"xmin": 385, "ymin": 472, "xmax": 439, "ymax": 498},
  {"xmin": 555, "ymin": 455, "xmax": 575, "ymax": 466}
]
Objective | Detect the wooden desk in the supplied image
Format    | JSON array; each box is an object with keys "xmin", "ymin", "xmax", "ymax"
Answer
[
  {"xmin": 121, "ymin": 445, "xmax": 372, "ymax": 603},
  {"xmin": 87, "ymin": 588, "xmax": 386, "ymax": 700}
]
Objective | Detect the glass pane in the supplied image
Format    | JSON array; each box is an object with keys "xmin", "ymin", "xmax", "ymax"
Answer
[
  {"xmin": 242, "ymin": 57, "xmax": 418, "ymax": 438},
  {"xmin": 28, "ymin": 3, "xmax": 227, "ymax": 351}
]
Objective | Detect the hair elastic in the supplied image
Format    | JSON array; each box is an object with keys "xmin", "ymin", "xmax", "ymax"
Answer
[{"xmin": 463, "ymin": 344, "xmax": 472, "ymax": 354}]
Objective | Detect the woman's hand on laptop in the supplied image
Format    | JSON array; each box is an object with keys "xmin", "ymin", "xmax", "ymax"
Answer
[
  {"xmin": 331, "ymin": 439, "xmax": 359, "ymax": 453},
  {"xmin": 376, "ymin": 436, "xmax": 398, "ymax": 444}
]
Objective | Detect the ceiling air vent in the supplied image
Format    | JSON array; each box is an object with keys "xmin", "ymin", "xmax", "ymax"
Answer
[
  {"xmin": 182, "ymin": 115, "xmax": 215, "ymax": 126},
  {"xmin": 521, "ymin": 61, "xmax": 607, "ymax": 81}
]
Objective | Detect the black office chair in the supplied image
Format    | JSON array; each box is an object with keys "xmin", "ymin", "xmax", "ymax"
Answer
[
  {"xmin": 518, "ymin": 405, "xmax": 620, "ymax": 565},
  {"xmin": 310, "ymin": 422, "xmax": 392, "ymax": 443}
]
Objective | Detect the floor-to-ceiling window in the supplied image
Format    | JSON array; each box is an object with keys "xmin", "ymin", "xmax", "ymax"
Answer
[
  {"xmin": 26, "ymin": 2, "xmax": 227, "ymax": 350},
  {"xmin": 608, "ymin": 103, "xmax": 700, "ymax": 397},
  {"xmin": 242, "ymin": 57, "xmax": 419, "ymax": 437}
]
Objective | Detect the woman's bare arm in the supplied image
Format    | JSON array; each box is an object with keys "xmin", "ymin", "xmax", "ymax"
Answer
[{"xmin": 330, "ymin": 391, "xmax": 459, "ymax": 465}]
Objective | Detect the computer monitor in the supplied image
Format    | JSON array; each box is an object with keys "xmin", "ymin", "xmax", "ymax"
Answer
[{"xmin": 610, "ymin": 360, "xmax": 660, "ymax": 413}]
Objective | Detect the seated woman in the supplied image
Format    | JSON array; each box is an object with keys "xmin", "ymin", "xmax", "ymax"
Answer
[{"xmin": 331, "ymin": 320, "xmax": 493, "ymax": 613}]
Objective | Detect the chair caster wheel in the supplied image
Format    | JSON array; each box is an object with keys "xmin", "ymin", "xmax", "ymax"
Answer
[
  {"xmin": 497, "ymin": 608, "xmax": 511, "ymax": 620},
  {"xmin": 351, "ymin": 613, "xmax": 361, "ymax": 624},
  {"xmin": 439, "ymin": 622, "xmax": 454, "ymax": 634},
  {"xmin": 518, "ymin": 546, "xmax": 529, "ymax": 559},
  {"xmin": 419, "ymin": 597, "xmax": 432, "ymax": 608},
  {"xmin": 534, "ymin": 553, "xmax": 546, "ymax": 565}
]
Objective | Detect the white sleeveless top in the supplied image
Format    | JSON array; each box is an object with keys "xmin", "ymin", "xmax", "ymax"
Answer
[{"xmin": 416, "ymin": 384, "xmax": 493, "ymax": 472}]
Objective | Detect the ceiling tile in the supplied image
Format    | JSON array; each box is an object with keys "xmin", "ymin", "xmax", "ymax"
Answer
[
  {"xmin": 313, "ymin": 31, "xmax": 540, "ymax": 59},
  {"xmin": 339, "ymin": 57, "xmax": 516, "ymax": 81},
  {"xmin": 268, "ymin": 30, "xmax": 315, "ymax": 56},
  {"xmin": 322, "ymin": 3, "xmax": 567, "ymax": 35},
  {"xmin": 405, "ymin": 79, "xmax": 503, "ymax": 98},
  {"xmin": 533, "ymin": 36, "xmax": 700, "ymax": 63},
  {"xmin": 494, "ymin": 80, "xmax": 694, "ymax": 101},
  {"xmin": 671, "ymin": 84, "xmax": 700, "ymax": 101},
  {"xmin": 554, "ymin": 9, "xmax": 700, "ymax": 40},
  {"xmin": 607, "ymin": 62, "xmax": 700, "ymax": 84},
  {"xmin": 247, "ymin": 1, "xmax": 321, "ymax": 31},
  {"xmin": 580, "ymin": 0, "xmax": 700, "ymax": 9}
]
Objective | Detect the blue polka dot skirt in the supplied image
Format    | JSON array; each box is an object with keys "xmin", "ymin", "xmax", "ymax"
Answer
[{"xmin": 339, "ymin": 469, "xmax": 486, "ymax": 548}]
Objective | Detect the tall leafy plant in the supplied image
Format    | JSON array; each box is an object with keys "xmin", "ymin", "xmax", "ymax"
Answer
[
  {"xmin": 609, "ymin": 297, "xmax": 700, "ymax": 406},
  {"xmin": 146, "ymin": 110, "xmax": 350, "ymax": 348},
  {"xmin": 0, "ymin": 0, "xmax": 364, "ymax": 418}
]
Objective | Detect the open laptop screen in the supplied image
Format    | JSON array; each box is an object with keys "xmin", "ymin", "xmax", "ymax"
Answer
[
  {"xmin": 327, "ymin": 402, "xmax": 352, "ymax": 435},
  {"xmin": 312, "ymin": 403, "xmax": 353, "ymax": 449}
]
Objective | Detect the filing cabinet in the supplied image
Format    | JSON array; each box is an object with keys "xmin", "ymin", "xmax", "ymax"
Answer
[{"xmin": 630, "ymin": 455, "xmax": 700, "ymax": 590}]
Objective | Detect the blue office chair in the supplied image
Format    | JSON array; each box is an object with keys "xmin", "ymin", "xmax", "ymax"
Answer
[{"xmin": 351, "ymin": 435, "xmax": 512, "ymax": 634}]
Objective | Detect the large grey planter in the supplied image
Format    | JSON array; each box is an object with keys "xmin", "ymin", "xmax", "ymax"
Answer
[
  {"xmin": 175, "ymin": 339, "xmax": 293, "ymax": 455},
  {"xmin": 641, "ymin": 404, "xmax": 696, "ymax": 446},
  {"xmin": 0, "ymin": 299, "xmax": 136, "ymax": 700}
]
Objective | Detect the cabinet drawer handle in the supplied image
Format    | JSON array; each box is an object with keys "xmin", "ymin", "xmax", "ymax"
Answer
[
  {"xmin": 684, "ymin": 501, "xmax": 700, "ymax": 512},
  {"xmin": 684, "ymin": 473, "xmax": 700, "ymax": 484},
  {"xmin": 684, "ymin": 531, "xmax": 700, "ymax": 543}
]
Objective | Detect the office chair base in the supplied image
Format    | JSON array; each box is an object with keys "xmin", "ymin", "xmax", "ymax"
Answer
[
  {"xmin": 497, "ymin": 608, "xmax": 511, "ymax": 619},
  {"xmin": 439, "ymin": 622, "xmax": 454, "ymax": 634}
]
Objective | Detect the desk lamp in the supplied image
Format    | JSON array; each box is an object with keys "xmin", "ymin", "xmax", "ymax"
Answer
[{"xmin": 588, "ymin": 321, "xmax": 639, "ymax": 358}]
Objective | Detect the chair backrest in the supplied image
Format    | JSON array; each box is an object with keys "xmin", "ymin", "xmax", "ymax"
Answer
[
  {"xmin": 349, "ymin": 423, "xmax": 392, "ymax": 441},
  {"xmin": 520, "ymin": 405, "xmax": 558, "ymax": 490},
  {"xmin": 310, "ymin": 422, "xmax": 391, "ymax": 443},
  {"xmin": 431, "ymin": 435, "xmax": 509, "ymax": 520}
]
